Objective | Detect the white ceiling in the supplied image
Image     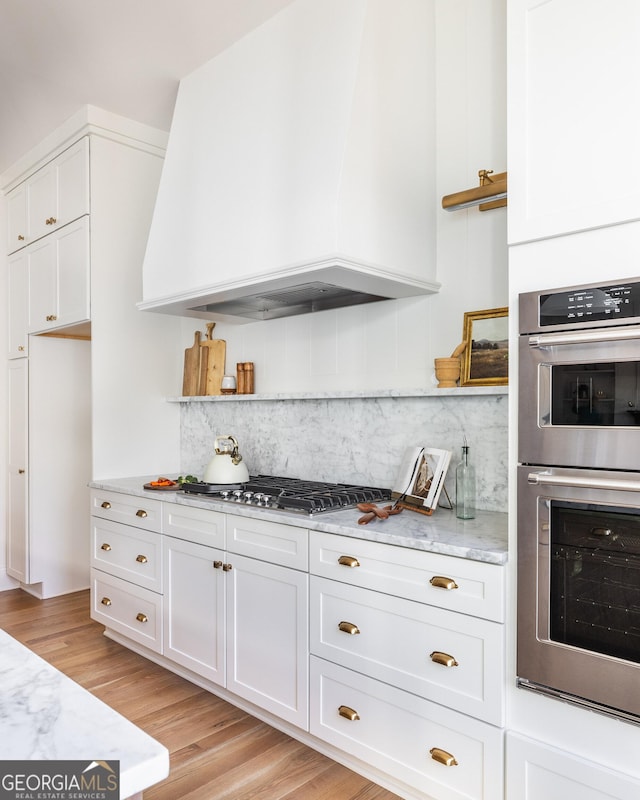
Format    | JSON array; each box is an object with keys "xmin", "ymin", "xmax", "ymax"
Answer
[{"xmin": 0, "ymin": 0, "xmax": 294, "ymax": 174}]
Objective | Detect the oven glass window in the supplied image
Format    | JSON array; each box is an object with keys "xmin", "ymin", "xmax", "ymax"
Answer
[
  {"xmin": 550, "ymin": 501, "xmax": 640, "ymax": 663},
  {"xmin": 550, "ymin": 362, "xmax": 640, "ymax": 426}
]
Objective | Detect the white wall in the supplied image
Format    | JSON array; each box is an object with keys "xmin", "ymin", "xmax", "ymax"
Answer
[{"xmin": 182, "ymin": 0, "xmax": 508, "ymax": 394}]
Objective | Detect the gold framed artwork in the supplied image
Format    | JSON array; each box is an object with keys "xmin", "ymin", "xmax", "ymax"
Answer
[{"xmin": 461, "ymin": 307, "xmax": 508, "ymax": 386}]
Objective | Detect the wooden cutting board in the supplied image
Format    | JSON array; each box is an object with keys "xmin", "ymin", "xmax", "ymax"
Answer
[
  {"xmin": 182, "ymin": 330, "xmax": 203, "ymax": 396},
  {"xmin": 201, "ymin": 322, "xmax": 226, "ymax": 395}
]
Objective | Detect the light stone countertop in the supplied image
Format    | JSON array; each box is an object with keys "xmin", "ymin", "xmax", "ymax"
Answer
[
  {"xmin": 0, "ymin": 629, "xmax": 169, "ymax": 799},
  {"xmin": 90, "ymin": 476, "xmax": 508, "ymax": 565}
]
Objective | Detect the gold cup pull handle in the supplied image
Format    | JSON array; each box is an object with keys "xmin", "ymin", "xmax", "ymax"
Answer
[
  {"xmin": 136, "ymin": 509, "xmax": 148, "ymax": 518},
  {"xmin": 101, "ymin": 597, "xmax": 112, "ymax": 607},
  {"xmin": 338, "ymin": 705, "xmax": 360, "ymax": 721},
  {"xmin": 430, "ymin": 651, "xmax": 459, "ymax": 668},
  {"xmin": 429, "ymin": 748, "xmax": 458, "ymax": 767},
  {"xmin": 136, "ymin": 554, "xmax": 148, "ymax": 564},
  {"xmin": 45, "ymin": 217, "xmax": 57, "ymax": 225},
  {"xmin": 101, "ymin": 501, "xmax": 111, "ymax": 510},
  {"xmin": 338, "ymin": 555, "xmax": 360, "ymax": 568},
  {"xmin": 338, "ymin": 621, "xmax": 361, "ymax": 635},
  {"xmin": 136, "ymin": 612, "xmax": 148, "ymax": 623},
  {"xmin": 100, "ymin": 543, "xmax": 112, "ymax": 552},
  {"xmin": 429, "ymin": 575, "xmax": 459, "ymax": 591}
]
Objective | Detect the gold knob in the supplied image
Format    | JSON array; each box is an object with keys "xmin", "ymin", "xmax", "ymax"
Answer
[
  {"xmin": 18, "ymin": 346, "xmax": 25, "ymax": 351},
  {"xmin": 45, "ymin": 217, "xmax": 57, "ymax": 225},
  {"xmin": 213, "ymin": 560, "xmax": 223, "ymax": 569},
  {"xmin": 222, "ymin": 563, "xmax": 233, "ymax": 571},
  {"xmin": 338, "ymin": 621, "xmax": 360, "ymax": 635},
  {"xmin": 100, "ymin": 543, "xmax": 112, "ymax": 552},
  {"xmin": 338, "ymin": 705, "xmax": 360, "ymax": 721},
  {"xmin": 429, "ymin": 748, "xmax": 458, "ymax": 767},
  {"xmin": 45, "ymin": 314, "xmax": 58, "ymax": 321},
  {"xmin": 101, "ymin": 597, "xmax": 112, "ymax": 606},
  {"xmin": 136, "ymin": 509, "xmax": 148, "ymax": 518},
  {"xmin": 136, "ymin": 554, "xmax": 148, "ymax": 564},
  {"xmin": 338, "ymin": 555, "xmax": 360, "ymax": 568},
  {"xmin": 18, "ymin": 234, "xmax": 25, "ymax": 240},
  {"xmin": 18, "ymin": 469, "xmax": 25, "ymax": 474},
  {"xmin": 430, "ymin": 651, "xmax": 459, "ymax": 668},
  {"xmin": 429, "ymin": 576, "xmax": 459, "ymax": 591},
  {"xmin": 101, "ymin": 501, "xmax": 111, "ymax": 509},
  {"xmin": 136, "ymin": 612, "xmax": 148, "ymax": 623}
]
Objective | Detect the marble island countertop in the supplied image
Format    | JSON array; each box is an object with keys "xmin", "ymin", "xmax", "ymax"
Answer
[
  {"xmin": 0, "ymin": 629, "xmax": 169, "ymax": 799},
  {"xmin": 90, "ymin": 476, "xmax": 508, "ymax": 565}
]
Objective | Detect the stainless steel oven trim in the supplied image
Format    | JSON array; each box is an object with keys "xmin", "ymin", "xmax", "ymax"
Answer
[
  {"xmin": 528, "ymin": 324, "xmax": 640, "ymax": 348},
  {"xmin": 517, "ymin": 465, "xmax": 640, "ymax": 721},
  {"xmin": 518, "ymin": 333, "xmax": 640, "ymax": 469}
]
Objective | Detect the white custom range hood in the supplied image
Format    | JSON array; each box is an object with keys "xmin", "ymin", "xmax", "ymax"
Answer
[{"xmin": 140, "ymin": 0, "xmax": 438, "ymax": 322}]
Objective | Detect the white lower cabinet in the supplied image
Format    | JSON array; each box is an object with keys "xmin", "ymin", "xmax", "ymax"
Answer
[
  {"xmin": 226, "ymin": 550, "xmax": 308, "ymax": 728},
  {"xmin": 506, "ymin": 732, "xmax": 640, "ymax": 800},
  {"xmin": 162, "ymin": 535, "xmax": 226, "ymax": 685},
  {"xmin": 311, "ymin": 656, "xmax": 503, "ymax": 800}
]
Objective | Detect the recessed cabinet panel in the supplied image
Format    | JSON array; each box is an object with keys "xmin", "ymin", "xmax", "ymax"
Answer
[
  {"xmin": 91, "ymin": 517, "xmax": 162, "ymax": 592},
  {"xmin": 162, "ymin": 536, "xmax": 226, "ymax": 685},
  {"xmin": 310, "ymin": 656, "xmax": 503, "ymax": 800},
  {"xmin": 8, "ymin": 250, "xmax": 28, "ymax": 358},
  {"xmin": 7, "ymin": 361, "xmax": 28, "ymax": 583},
  {"xmin": 90, "ymin": 489, "xmax": 162, "ymax": 532},
  {"xmin": 7, "ymin": 184, "xmax": 27, "ymax": 254},
  {"xmin": 27, "ymin": 217, "xmax": 90, "ymax": 334}
]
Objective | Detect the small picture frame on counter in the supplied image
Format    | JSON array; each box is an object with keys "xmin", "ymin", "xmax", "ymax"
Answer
[{"xmin": 391, "ymin": 446, "xmax": 452, "ymax": 515}]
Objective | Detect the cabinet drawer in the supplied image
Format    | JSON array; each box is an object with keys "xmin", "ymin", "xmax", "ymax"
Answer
[
  {"xmin": 91, "ymin": 569, "xmax": 162, "ymax": 653},
  {"xmin": 164, "ymin": 502, "xmax": 226, "ymax": 548},
  {"xmin": 91, "ymin": 517, "xmax": 162, "ymax": 592},
  {"xmin": 310, "ymin": 576, "xmax": 504, "ymax": 726},
  {"xmin": 310, "ymin": 656, "xmax": 503, "ymax": 800},
  {"xmin": 227, "ymin": 514, "xmax": 308, "ymax": 570},
  {"xmin": 90, "ymin": 489, "xmax": 162, "ymax": 533},
  {"xmin": 310, "ymin": 531, "xmax": 505, "ymax": 622}
]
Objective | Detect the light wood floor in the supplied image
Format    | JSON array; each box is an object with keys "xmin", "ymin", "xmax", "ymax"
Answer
[{"xmin": 0, "ymin": 588, "xmax": 401, "ymax": 800}]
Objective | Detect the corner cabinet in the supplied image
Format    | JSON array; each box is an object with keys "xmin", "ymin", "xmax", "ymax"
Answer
[
  {"xmin": 89, "ymin": 489, "xmax": 507, "ymax": 800},
  {"xmin": 508, "ymin": 0, "xmax": 640, "ymax": 244}
]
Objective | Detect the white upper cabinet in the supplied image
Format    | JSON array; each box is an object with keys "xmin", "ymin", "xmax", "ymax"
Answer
[
  {"xmin": 508, "ymin": 0, "xmax": 640, "ymax": 244},
  {"xmin": 6, "ymin": 137, "xmax": 89, "ymax": 253}
]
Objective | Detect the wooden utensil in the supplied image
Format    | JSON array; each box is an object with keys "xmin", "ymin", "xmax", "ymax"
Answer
[
  {"xmin": 201, "ymin": 322, "xmax": 226, "ymax": 395},
  {"xmin": 182, "ymin": 330, "xmax": 203, "ymax": 396},
  {"xmin": 450, "ymin": 341, "xmax": 467, "ymax": 359}
]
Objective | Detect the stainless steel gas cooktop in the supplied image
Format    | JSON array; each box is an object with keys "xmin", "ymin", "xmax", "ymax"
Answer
[{"xmin": 181, "ymin": 475, "xmax": 391, "ymax": 515}]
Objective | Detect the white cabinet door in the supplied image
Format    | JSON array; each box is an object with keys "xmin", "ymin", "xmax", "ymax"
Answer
[
  {"xmin": 8, "ymin": 250, "xmax": 28, "ymax": 358},
  {"xmin": 226, "ymin": 552, "xmax": 309, "ymax": 729},
  {"xmin": 7, "ymin": 360, "xmax": 28, "ymax": 582},
  {"xmin": 6, "ymin": 183, "xmax": 27, "ymax": 254},
  {"xmin": 508, "ymin": 0, "xmax": 640, "ymax": 244},
  {"xmin": 27, "ymin": 138, "xmax": 90, "ymax": 244},
  {"xmin": 506, "ymin": 732, "xmax": 640, "ymax": 800},
  {"xmin": 27, "ymin": 216, "xmax": 90, "ymax": 333},
  {"xmin": 162, "ymin": 536, "xmax": 226, "ymax": 686}
]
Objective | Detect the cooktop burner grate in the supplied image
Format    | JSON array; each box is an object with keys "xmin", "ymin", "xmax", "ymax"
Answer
[{"xmin": 181, "ymin": 475, "xmax": 391, "ymax": 515}]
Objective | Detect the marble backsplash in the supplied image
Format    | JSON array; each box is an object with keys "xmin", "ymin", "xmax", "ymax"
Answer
[{"xmin": 179, "ymin": 390, "xmax": 509, "ymax": 513}]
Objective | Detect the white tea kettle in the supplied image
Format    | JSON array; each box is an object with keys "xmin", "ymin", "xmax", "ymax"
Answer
[{"xmin": 203, "ymin": 435, "xmax": 250, "ymax": 484}]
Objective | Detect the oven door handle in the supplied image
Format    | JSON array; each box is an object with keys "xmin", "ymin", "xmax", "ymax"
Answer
[
  {"xmin": 527, "ymin": 471, "xmax": 640, "ymax": 492},
  {"xmin": 528, "ymin": 325, "xmax": 640, "ymax": 348}
]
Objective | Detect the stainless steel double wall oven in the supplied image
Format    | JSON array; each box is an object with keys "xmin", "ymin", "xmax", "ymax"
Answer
[{"xmin": 518, "ymin": 278, "xmax": 640, "ymax": 722}]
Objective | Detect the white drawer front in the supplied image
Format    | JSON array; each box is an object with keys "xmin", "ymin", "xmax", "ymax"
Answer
[
  {"xmin": 310, "ymin": 530, "xmax": 505, "ymax": 622},
  {"xmin": 91, "ymin": 517, "xmax": 162, "ymax": 592},
  {"xmin": 91, "ymin": 569, "xmax": 162, "ymax": 653},
  {"xmin": 227, "ymin": 514, "xmax": 308, "ymax": 570},
  {"xmin": 310, "ymin": 656, "xmax": 503, "ymax": 800},
  {"xmin": 164, "ymin": 502, "xmax": 226, "ymax": 548},
  {"xmin": 310, "ymin": 576, "xmax": 504, "ymax": 726},
  {"xmin": 90, "ymin": 489, "xmax": 163, "ymax": 533}
]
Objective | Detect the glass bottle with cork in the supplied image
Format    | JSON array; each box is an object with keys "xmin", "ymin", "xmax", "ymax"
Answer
[{"xmin": 456, "ymin": 436, "xmax": 476, "ymax": 519}]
